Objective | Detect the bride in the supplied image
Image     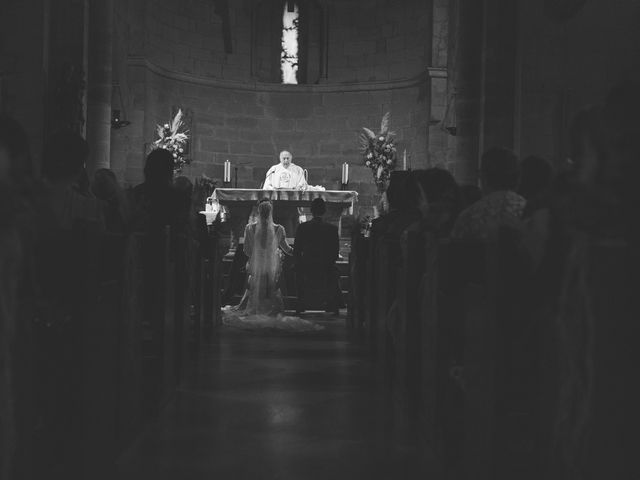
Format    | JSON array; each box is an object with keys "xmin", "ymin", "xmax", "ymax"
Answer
[{"xmin": 222, "ymin": 199, "xmax": 323, "ymax": 332}]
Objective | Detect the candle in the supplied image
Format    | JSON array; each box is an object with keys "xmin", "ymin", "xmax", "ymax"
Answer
[
  {"xmin": 224, "ymin": 160, "xmax": 231, "ymax": 183},
  {"xmin": 341, "ymin": 162, "xmax": 349, "ymax": 184},
  {"xmin": 403, "ymin": 149, "xmax": 407, "ymax": 170}
]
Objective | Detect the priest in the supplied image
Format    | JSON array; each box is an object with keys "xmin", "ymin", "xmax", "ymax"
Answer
[
  {"xmin": 262, "ymin": 150, "xmax": 307, "ymax": 236},
  {"xmin": 263, "ymin": 150, "xmax": 308, "ymax": 190}
]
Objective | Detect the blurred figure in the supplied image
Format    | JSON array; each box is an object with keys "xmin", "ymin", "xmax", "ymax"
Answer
[
  {"xmin": 410, "ymin": 167, "xmax": 460, "ymax": 238},
  {"xmin": 0, "ymin": 115, "xmax": 38, "ymax": 229},
  {"xmin": 518, "ymin": 156, "xmax": 553, "ymax": 211},
  {"xmin": 458, "ymin": 184, "xmax": 482, "ymax": 210},
  {"xmin": 370, "ymin": 170, "xmax": 421, "ymax": 241},
  {"xmin": 42, "ymin": 130, "xmax": 103, "ymax": 231},
  {"xmin": 0, "ymin": 115, "xmax": 36, "ymax": 480},
  {"xmin": 174, "ymin": 175, "xmax": 194, "ymax": 235},
  {"xmin": 130, "ymin": 148, "xmax": 179, "ymax": 231},
  {"xmin": 92, "ymin": 168, "xmax": 130, "ymax": 233},
  {"xmin": 517, "ymin": 156, "xmax": 554, "ymax": 268},
  {"xmin": 451, "ymin": 147, "xmax": 525, "ymax": 241}
]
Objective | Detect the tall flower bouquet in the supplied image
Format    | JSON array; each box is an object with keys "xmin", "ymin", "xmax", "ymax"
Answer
[
  {"xmin": 153, "ymin": 109, "xmax": 190, "ymax": 174},
  {"xmin": 358, "ymin": 112, "xmax": 397, "ymax": 191}
]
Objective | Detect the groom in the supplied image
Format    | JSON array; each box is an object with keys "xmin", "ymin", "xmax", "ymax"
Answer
[{"xmin": 293, "ymin": 198, "xmax": 343, "ymax": 314}]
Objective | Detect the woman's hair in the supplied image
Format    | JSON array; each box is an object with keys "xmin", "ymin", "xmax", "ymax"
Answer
[{"xmin": 257, "ymin": 199, "xmax": 273, "ymax": 222}]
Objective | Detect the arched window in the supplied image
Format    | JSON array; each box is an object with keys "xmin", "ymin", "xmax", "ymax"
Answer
[{"xmin": 252, "ymin": 0, "xmax": 326, "ymax": 84}]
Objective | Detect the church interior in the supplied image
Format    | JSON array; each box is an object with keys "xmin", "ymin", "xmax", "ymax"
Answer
[{"xmin": 1, "ymin": 0, "xmax": 639, "ymax": 478}]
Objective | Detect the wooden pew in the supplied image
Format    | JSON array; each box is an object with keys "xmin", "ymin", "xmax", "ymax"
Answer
[{"xmin": 348, "ymin": 232, "xmax": 369, "ymax": 339}]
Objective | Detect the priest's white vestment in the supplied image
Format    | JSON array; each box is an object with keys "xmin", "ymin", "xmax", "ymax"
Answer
[{"xmin": 263, "ymin": 163, "xmax": 307, "ymax": 190}]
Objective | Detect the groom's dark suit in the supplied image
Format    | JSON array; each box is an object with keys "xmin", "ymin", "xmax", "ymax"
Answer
[{"xmin": 294, "ymin": 217, "xmax": 342, "ymax": 312}]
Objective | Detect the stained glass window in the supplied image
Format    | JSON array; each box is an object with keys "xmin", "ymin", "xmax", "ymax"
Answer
[{"xmin": 281, "ymin": 2, "xmax": 299, "ymax": 84}]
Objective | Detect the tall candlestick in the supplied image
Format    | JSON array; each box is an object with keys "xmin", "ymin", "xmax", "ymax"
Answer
[{"xmin": 403, "ymin": 149, "xmax": 407, "ymax": 170}]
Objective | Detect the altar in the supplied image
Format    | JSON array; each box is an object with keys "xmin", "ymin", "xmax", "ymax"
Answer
[{"xmin": 210, "ymin": 188, "xmax": 358, "ymax": 252}]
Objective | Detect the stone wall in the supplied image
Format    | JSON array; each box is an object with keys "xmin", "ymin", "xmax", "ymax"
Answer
[
  {"xmin": 121, "ymin": 62, "xmax": 429, "ymax": 211},
  {"xmin": 114, "ymin": 0, "xmax": 440, "ymax": 214},
  {"xmin": 141, "ymin": 0, "xmax": 432, "ymax": 84}
]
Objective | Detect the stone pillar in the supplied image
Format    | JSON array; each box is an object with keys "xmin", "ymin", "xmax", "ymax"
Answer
[
  {"xmin": 478, "ymin": 0, "xmax": 517, "ymax": 155},
  {"xmin": 452, "ymin": 0, "xmax": 485, "ymax": 185},
  {"xmin": 85, "ymin": 0, "xmax": 113, "ymax": 175}
]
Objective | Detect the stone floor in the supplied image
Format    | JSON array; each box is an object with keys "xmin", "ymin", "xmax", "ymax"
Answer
[{"xmin": 117, "ymin": 312, "xmax": 438, "ymax": 479}]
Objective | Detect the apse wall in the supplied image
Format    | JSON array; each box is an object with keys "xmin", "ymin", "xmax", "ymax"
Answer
[{"xmin": 113, "ymin": 0, "xmax": 437, "ymax": 210}]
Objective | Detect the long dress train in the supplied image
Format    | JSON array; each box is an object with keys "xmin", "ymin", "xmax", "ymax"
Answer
[{"xmin": 222, "ymin": 218, "xmax": 323, "ymax": 332}]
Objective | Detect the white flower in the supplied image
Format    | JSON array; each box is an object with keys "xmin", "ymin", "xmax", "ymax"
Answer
[
  {"xmin": 387, "ymin": 159, "xmax": 392, "ymax": 165},
  {"xmin": 379, "ymin": 136, "xmax": 384, "ymax": 141},
  {"xmin": 365, "ymin": 160, "xmax": 371, "ymax": 167},
  {"xmin": 367, "ymin": 152, "xmax": 373, "ymax": 159}
]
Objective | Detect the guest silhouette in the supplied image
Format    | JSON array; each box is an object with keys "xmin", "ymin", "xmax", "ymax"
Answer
[
  {"xmin": 130, "ymin": 149, "xmax": 179, "ymax": 231},
  {"xmin": 294, "ymin": 198, "xmax": 342, "ymax": 314}
]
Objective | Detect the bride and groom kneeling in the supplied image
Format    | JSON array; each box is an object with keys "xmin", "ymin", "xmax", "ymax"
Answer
[{"xmin": 222, "ymin": 198, "xmax": 340, "ymax": 332}]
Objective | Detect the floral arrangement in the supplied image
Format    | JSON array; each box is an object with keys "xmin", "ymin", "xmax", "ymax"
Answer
[
  {"xmin": 153, "ymin": 109, "xmax": 190, "ymax": 174},
  {"xmin": 358, "ymin": 112, "xmax": 397, "ymax": 190}
]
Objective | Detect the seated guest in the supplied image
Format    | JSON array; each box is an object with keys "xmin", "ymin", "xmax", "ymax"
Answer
[
  {"xmin": 130, "ymin": 149, "xmax": 179, "ymax": 230},
  {"xmin": 370, "ymin": 170, "xmax": 421, "ymax": 241},
  {"xmin": 92, "ymin": 168, "xmax": 130, "ymax": 233},
  {"xmin": 518, "ymin": 155, "xmax": 554, "ymax": 217},
  {"xmin": 516, "ymin": 156, "xmax": 554, "ymax": 269},
  {"xmin": 410, "ymin": 167, "xmax": 460, "ymax": 238},
  {"xmin": 294, "ymin": 198, "xmax": 342, "ymax": 314},
  {"xmin": 459, "ymin": 184, "xmax": 482, "ymax": 210},
  {"xmin": 42, "ymin": 130, "xmax": 104, "ymax": 231},
  {"xmin": 451, "ymin": 147, "xmax": 525, "ymax": 241}
]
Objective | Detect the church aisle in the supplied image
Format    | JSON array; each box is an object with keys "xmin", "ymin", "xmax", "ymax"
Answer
[{"xmin": 117, "ymin": 313, "xmax": 437, "ymax": 479}]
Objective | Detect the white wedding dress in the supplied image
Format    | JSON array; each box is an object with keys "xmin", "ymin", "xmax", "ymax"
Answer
[{"xmin": 222, "ymin": 208, "xmax": 324, "ymax": 332}]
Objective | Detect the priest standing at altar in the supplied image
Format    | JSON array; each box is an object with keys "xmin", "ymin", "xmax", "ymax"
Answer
[
  {"xmin": 263, "ymin": 150, "xmax": 308, "ymax": 190},
  {"xmin": 262, "ymin": 150, "xmax": 307, "ymax": 236}
]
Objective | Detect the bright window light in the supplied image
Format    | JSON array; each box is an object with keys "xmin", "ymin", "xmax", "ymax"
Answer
[{"xmin": 281, "ymin": 2, "xmax": 299, "ymax": 84}]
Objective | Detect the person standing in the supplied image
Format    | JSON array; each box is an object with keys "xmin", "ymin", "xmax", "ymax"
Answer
[
  {"xmin": 262, "ymin": 150, "xmax": 307, "ymax": 190},
  {"xmin": 262, "ymin": 150, "xmax": 307, "ymax": 235}
]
